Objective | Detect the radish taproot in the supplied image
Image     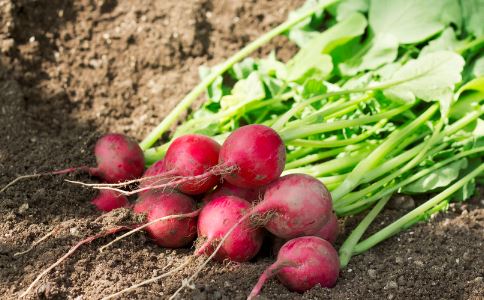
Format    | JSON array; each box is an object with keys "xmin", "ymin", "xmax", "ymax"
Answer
[
  {"xmin": 91, "ymin": 190, "xmax": 129, "ymax": 212},
  {"xmin": 138, "ymin": 159, "xmax": 168, "ymax": 194},
  {"xmin": 133, "ymin": 191, "xmax": 198, "ymax": 248},
  {"xmin": 248, "ymin": 236, "xmax": 340, "ymax": 299},
  {"xmin": 1, "ymin": 133, "xmax": 145, "ymax": 192},
  {"xmin": 196, "ymin": 195, "xmax": 264, "ymax": 262}
]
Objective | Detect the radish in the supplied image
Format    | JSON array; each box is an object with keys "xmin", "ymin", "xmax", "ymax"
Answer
[
  {"xmin": 1, "ymin": 133, "xmax": 145, "ymax": 192},
  {"xmin": 163, "ymin": 134, "xmax": 221, "ymax": 194},
  {"xmin": 133, "ymin": 191, "xmax": 198, "ymax": 248},
  {"xmin": 91, "ymin": 190, "xmax": 129, "ymax": 212},
  {"xmin": 219, "ymin": 124, "xmax": 285, "ymax": 188},
  {"xmin": 196, "ymin": 195, "xmax": 264, "ymax": 262},
  {"xmin": 253, "ymin": 174, "xmax": 333, "ymax": 239},
  {"xmin": 91, "ymin": 133, "xmax": 145, "ymax": 183},
  {"xmin": 248, "ymin": 236, "xmax": 340, "ymax": 299},
  {"xmin": 202, "ymin": 181, "xmax": 265, "ymax": 204}
]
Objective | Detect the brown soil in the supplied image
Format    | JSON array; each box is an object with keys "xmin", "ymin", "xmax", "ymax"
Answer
[{"xmin": 0, "ymin": 1, "xmax": 482, "ymax": 299}]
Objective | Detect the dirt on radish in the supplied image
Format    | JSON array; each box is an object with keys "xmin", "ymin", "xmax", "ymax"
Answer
[{"xmin": 0, "ymin": 0, "xmax": 483, "ymax": 300}]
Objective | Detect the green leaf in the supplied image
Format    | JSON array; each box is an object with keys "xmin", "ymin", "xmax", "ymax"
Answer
[
  {"xmin": 369, "ymin": 0, "xmax": 461, "ymax": 44},
  {"xmin": 287, "ymin": 12, "xmax": 368, "ymax": 82},
  {"xmin": 450, "ymin": 77, "xmax": 484, "ymax": 119},
  {"xmin": 460, "ymin": 0, "xmax": 484, "ymax": 36},
  {"xmin": 286, "ymin": 0, "xmax": 326, "ymax": 47},
  {"xmin": 336, "ymin": 0, "xmax": 369, "ymax": 21},
  {"xmin": 402, "ymin": 158, "xmax": 468, "ymax": 193},
  {"xmin": 302, "ymin": 78, "xmax": 328, "ymax": 98},
  {"xmin": 199, "ymin": 66, "xmax": 224, "ymax": 103},
  {"xmin": 420, "ymin": 28, "xmax": 465, "ymax": 56},
  {"xmin": 258, "ymin": 51, "xmax": 287, "ymax": 79},
  {"xmin": 382, "ymin": 51, "xmax": 465, "ymax": 117},
  {"xmin": 339, "ymin": 33, "xmax": 399, "ymax": 76},
  {"xmin": 229, "ymin": 58, "xmax": 257, "ymax": 80},
  {"xmin": 220, "ymin": 72, "xmax": 265, "ymax": 110}
]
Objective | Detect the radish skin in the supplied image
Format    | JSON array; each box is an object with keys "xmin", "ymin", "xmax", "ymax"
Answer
[
  {"xmin": 91, "ymin": 190, "xmax": 129, "ymax": 212},
  {"xmin": 133, "ymin": 191, "xmax": 198, "ymax": 248},
  {"xmin": 248, "ymin": 236, "xmax": 340, "ymax": 299}
]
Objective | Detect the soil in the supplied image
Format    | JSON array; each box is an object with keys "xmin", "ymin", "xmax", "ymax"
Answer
[{"xmin": 0, "ymin": 1, "xmax": 482, "ymax": 299}]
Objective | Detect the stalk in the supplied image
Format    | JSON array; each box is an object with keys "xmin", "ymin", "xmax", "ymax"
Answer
[
  {"xmin": 336, "ymin": 146, "xmax": 484, "ymax": 215},
  {"xmin": 338, "ymin": 195, "xmax": 391, "ymax": 267},
  {"xmin": 331, "ymin": 103, "xmax": 439, "ymax": 201},
  {"xmin": 352, "ymin": 163, "xmax": 484, "ymax": 254},
  {"xmin": 280, "ymin": 104, "xmax": 413, "ymax": 141},
  {"xmin": 140, "ymin": 0, "xmax": 341, "ymax": 150}
]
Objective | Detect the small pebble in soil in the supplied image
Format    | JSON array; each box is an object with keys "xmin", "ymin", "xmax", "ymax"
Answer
[
  {"xmin": 384, "ymin": 280, "xmax": 398, "ymax": 290},
  {"xmin": 367, "ymin": 269, "xmax": 377, "ymax": 279}
]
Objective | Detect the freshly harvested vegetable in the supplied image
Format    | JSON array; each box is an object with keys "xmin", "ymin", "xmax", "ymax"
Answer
[
  {"xmin": 219, "ymin": 124, "xmax": 286, "ymax": 188},
  {"xmin": 138, "ymin": 159, "xmax": 167, "ymax": 194},
  {"xmin": 256, "ymin": 174, "xmax": 333, "ymax": 239},
  {"xmin": 91, "ymin": 190, "xmax": 129, "ymax": 212},
  {"xmin": 163, "ymin": 134, "xmax": 221, "ymax": 194},
  {"xmin": 133, "ymin": 191, "xmax": 198, "ymax": 248},
  {"xmin": 196, "ymin": 195, "xmax": 264, "ymax": 262},
  {"xmin": 248, "ymin": 236, "xmax": 340, "ymax": 299}
]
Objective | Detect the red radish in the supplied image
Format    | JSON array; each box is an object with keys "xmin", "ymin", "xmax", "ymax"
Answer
[
  {"xmin": 219, "ymin": 124, "xmax": 285, "ymax": 188},
  {"xmin": 316, "ymin": 212, "xmax": 339, "ymax": 244},
  {"xmin": 248, "ymin": 236, "xmax": 340, "ymax": 299},
  {"xmin": 252, "ymin": 174, "xmax": 333, "ymax": 239},
  {"xmin": 133, "ymin": 191, "xmax": 198, "ymax": 248},
  {"xmin": 196, "ymin": 195, "xmax": 264, "ymax": 262},
  {"xmin": 91, "ymin": 133, "xmax": 145, "ymax": 183},
  {"xmin": 202, "ymin": 181, "xmax": 265, "ymax": 204},
  {"xmin": 163, "ymin": 134, "xmax": 221, "ymax": 194},
  {"xmin": 91, "ymin": 190, "xmax": 129, "ymax": 212},
  {"xmin": 1, "ymin": 133, "xmax": 145, "ymax": 193}
]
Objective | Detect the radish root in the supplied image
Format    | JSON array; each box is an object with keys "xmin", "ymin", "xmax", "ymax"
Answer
[
  {"xmin": 101, "ymin": 256, "xmax": 194, "ymax": 300},
  {"xmin": 19, "ymin": 226, "xmax": 130, "ymax": 298},
  {"xmin": 14, "ymin": 225, "xmax": 63, "ymax": 257}
]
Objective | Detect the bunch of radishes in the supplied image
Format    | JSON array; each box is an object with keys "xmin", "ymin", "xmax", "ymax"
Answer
[{"xmin": 15, "ymin": 125, "xmax": 341, "ymax": 298}]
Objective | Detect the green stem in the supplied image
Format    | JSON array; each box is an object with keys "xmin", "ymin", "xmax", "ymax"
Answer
[
  {"xmin": 353, "ymin": 163, "xmax": 484, "ymax": 254},
  {"xmin": 139, "ymin": 0, "xmax": 341, "ymax": 150},
  {"xmin": 456, "ymin": 36, "xmax": 484, "ymax": 54},
  {"xmin": 331, "ymin": 103, "xmax": 439, "ymax": 201},
  {"xmin": 280, "ymin": 103, "xmax": 413, "ymax": 141},
  {"xmin": 286, "ymin": 119, "xmax": 387, "ymax": 148},
  {"xmin": 283, "ymin": 150, "xmax": 370, "ymax": 177},
  {"xmin": 336, "ymin": 146, "xmax": 484, "ymax": 215},
  {"xmin": 338, "ymin": 195, "xmax": 391, "ymax": 267}
]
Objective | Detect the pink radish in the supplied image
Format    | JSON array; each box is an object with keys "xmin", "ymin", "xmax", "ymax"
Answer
[
  {"xmin": 133, "ymin": 191, "xmax": 198, "ymax": 248},
  {"xmin": 219, "ymin": 124, "xmax": 285, "ymax": 188},
  {"xmin": 1, "ymin": 133, "xmax": 145, "ymax": 192},
  {"xmin": 91, "ymin": 190, "xmax": 129, "ymax": 212},
  {"xmin": 248, "ymin": 236, "xmax": 340, "ymax": 299},
  {"xmin": 202, "ymin": 181, "xmax": 265, "ymax": 204},
  {"xmin": 253, "ymin": 174, "xmax": 333, "ymax": 239},
  {"xmin": 196, "ymin": 195, "xmax": 264, "ymax": 262},
  {"xmin": 91, "ymin": 133, "xmax": 145, "ymax": 183},
  {"xmin": 163, "ymin": 134, "xmax": 221, "ymax": 194}
]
